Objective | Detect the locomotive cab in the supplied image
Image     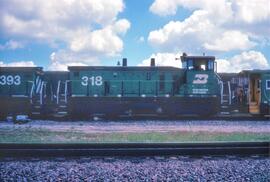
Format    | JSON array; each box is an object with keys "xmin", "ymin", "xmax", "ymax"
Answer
[
  {"xmin": 181, "ymin": 53, "xmax": 216, "ymax": 72},
  {"xmin": 178, "ymin": 54, "xmax": 220, "ymax": 116},
  {"xmin": 180, "ymin": 53, "xmax": 219, "ymax": 95}
]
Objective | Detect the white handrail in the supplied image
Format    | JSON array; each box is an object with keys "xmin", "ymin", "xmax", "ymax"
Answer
[
  {"xmin": 228, "ymin": 81, "xmax": 231, "ymax": 105},
  {"xmin": 56, "ymin": 80, "xmax": 61, "ymax": 105},
  {"xmin": 220, "ymin": 81, "xmax": 224, "ymax": 104},
  {"xmin": 29, "ymin": 81, "xmax": 34, "ymax": 104},
  {"xmin": 40, "ymin": 81, "xmax": 44, "ymax": 105},
  {"xmin": 215, "ymin": 72, "xmax": 222, "ymax": 82},
  {"xmin": 64, "ymin": 80, "xmax": 70, "ymax": 103}
]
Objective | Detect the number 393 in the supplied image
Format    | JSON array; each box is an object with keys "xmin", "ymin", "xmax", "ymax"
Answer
[{"xmin": 0, "ymin": 75, "xmax": 21, "ymax": 85}]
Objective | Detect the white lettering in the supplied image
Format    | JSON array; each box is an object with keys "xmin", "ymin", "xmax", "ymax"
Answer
[
  {"xmin": 81, "ymin": 76, "xmax": 103, "ymax": 86},
  {"xmin": 192, "ymin": 88, "xmax": 209, "ymax": 94},
  {"xmin": 0, "ymin": 75, "xmax": 21, "ymax": 85}
]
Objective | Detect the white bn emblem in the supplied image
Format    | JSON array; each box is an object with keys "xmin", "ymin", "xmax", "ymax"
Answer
[{"xmin": 193, "ymin": 74, "xmax": 208, "ymax": 84}]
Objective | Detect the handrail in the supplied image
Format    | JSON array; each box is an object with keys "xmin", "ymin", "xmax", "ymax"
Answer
[
  {"xmin": 29, "ymin": 81, "xmax": 35, "ymax": 104},
  {"xmin": 228, "ymin": 81, "xmax": 231, "ymax": 105},
  {"xmin": 56, "ymin": 80, "xmax": 61, "ymax": 104},
  {"xmin": 220, "ymin": 81, "xmax": 224, "ymax": 104},
  {"xmin": 64, "ymin": 80, "xmax": 70, "ymax": 103},
  {"xmin": 70, "ymin": 79, "xmax": 222, "ymax": 97},
  {"xmin": 215, "ymin": 72, "xmax": 222, "ymax": 82},
  {"xmin": 40, "ymin": 81, "xmax": 44, "ymax": 105}
]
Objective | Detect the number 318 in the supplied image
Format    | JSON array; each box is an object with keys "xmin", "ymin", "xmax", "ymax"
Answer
[{"xmin": 81, "ymin": 76, "xmax": 103, "ymax": 86}]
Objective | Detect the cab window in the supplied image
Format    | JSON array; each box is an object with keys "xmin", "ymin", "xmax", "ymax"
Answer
[
  {"xmin": 182, "ymin": 61, "xmax": 187, "ymax": 69},
  {"xmin": 187, "ymin": 59, "xmax": 193, "ymax": 70},
  {"xmin": 266, "ymin": 80, "xmax": 270, "ymax": 90},
  {"xmin": 208, "ymin": 60, "xmax": 214, "ymax": 70}
]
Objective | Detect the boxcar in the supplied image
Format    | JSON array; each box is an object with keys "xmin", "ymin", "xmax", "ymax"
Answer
[{"xmin": 242, "ymin": 70, "xmax": 270, "ymax": 116}]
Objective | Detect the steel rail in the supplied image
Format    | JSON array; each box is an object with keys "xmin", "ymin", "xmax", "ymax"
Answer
[{"xmin": 0, "ymin": 142, "xmax": 269, "ymax": 158}]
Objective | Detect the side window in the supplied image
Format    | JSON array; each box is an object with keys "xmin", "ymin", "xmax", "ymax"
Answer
[
  {"xmin": 266, "ymin": 80, "xmax": 270, "ymax": 90},
  {"xmin": 146, "ymin": 72, "xmax": 151, "ymax": 80},
  {"xmin": 257, "ymin": 80, "xmax": 261, "ymax": 90}
]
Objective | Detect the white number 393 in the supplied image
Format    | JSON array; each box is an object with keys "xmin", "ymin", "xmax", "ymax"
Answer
[{"xmin": 0, "ymin": 75, "xmax": 21, "ymax": 85}]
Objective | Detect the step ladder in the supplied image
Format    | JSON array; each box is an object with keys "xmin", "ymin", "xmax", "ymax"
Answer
[
  {"xmin": 249, "ymin": 102, "xmax": 260, "ymax": 114},
  {"xmin": 54, "ymin": 80, "xmax": 69, "ymax": 118},
  {"xmin": 220, "ymin": 81, "xmax": 232, "ymax": 115},
  {"xmin": 31, "ymin": 96, "xmax": 42, "ymax": 118},
  {"xmin": 30, "ymin": 80, "xmax": 45, "ymax": 118}
]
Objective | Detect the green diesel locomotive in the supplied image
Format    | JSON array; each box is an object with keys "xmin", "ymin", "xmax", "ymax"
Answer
[
  {"xmin": 67, "ymin": 54, "xmax": 220, "ymax": 118},
  {"xmin": 0, "ymin": 54, "xmax": 269, "ymax": 120}
]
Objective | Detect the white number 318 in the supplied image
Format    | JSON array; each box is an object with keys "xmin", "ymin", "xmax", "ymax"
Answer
[{"xmin": 81, "ymin": 76, "xmax": 103, "ymax": 86}]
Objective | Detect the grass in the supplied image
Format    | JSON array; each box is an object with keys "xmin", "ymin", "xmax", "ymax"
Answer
[{"xmin": 0, "ymin": 128, "xmax": 269, "ymax": 143}]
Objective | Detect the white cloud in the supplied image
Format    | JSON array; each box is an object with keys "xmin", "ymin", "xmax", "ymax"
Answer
[
  {"xmin": 0, "ymin": 40, "xmax": 24, "ymax": 50},
  {"xmin": 0, "ymin": 61, "xmax": 36, "ymax": 67},
  {"xmin": 148, "ymin": 0, "xmax": 270, "ymax": 54},
  {"xmin": 150, "ymin": 0, "xmax": 270, "ymax": 23},
  {"xmin": 232, "ymin": 0, "xmax": 270, "ymax": 24},
  {"xmin": 150, "ymin": 0, "xmax": 180, "ymax": 16},
  {"xmin": 138, "ymin": 53, "xmax": 181, "ymax": 68},
  {"xmin": 148, "ymin": 10, "xmax": 217, "ymax": 52},
  {"xmin": 0, "ymin": 0, "xmax": 129, "ymax": 68},
  {"xmin": 69, "ymin": 19, "xmax": 130, "ymax": 56},
  {"xmin": 150, "ymin": 0, "xmax": 232, "ymax": 18},
  {"xmin": 48, "ymin": 61, "xmax": 87, "ymax": 71},
  {"xmin": 48, "ymin": 51, "xmax": 99, "ymax": 71},
  {"xmin": 217, "ymin": 51, "xmax": 269, "ymax": 73},
  {"xmin": 204, "ymin": 31, "xmax": 256, "ymax": 51}
]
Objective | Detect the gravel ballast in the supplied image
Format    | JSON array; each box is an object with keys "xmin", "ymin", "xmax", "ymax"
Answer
[
  {"xmin": 1, "ymin": 120, "xmax": 270, "ymax": 133},
  {"xmin": 0, "ymin": 157, "xmax": 269, "ymax": 181}
]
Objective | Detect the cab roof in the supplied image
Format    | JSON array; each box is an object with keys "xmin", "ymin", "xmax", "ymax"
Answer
[
  {"xmin": 0, "ymin": 67, "xmax": 43, "ymax": 72},
  {"xmin": 240, "ymin": 69, "xmax": 270, "ymax": 75},
  {"xmin": 181, "ymin": 55, "xmax": 215, "ymax": 62}
]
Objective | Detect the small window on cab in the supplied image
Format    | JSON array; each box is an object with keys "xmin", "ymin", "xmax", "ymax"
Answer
[{"xmin": 187, "ymin": 59, "xmax": 194, "ymax": 70}]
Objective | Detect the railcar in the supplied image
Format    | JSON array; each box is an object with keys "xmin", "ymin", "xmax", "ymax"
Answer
[
  {"xmin": 0, "ymin": 67, "xmax": 44, "ymax": 119},
  {"xmin": 66, "ymin": 54, "xmax": 221, "ymax": 118},
  {"xmin": 218, "ymin": 70, "xmax": 270, "ymax": 117},
  {"xmin": 0, "ymin": 54, "xmax": 269, "ymax": 120}
]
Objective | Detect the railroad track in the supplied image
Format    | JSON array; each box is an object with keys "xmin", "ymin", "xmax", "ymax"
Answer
[{"xmin": 0, "ymin": 142, "xmax": 269, "ymax": 158}]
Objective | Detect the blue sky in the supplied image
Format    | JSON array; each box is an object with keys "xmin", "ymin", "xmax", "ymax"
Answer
[{"xmin": 0, "ymin": 0, "xmax": 269, "ymax": 72}]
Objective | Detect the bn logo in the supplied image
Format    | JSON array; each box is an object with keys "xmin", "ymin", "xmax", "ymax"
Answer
[{"xmin": 193, "ymin": 74, "xmax": 208, "ymax": 84}]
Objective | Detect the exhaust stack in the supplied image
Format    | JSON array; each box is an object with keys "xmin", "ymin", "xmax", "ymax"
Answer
[
  {"xmin": 122, "ymin": 58, "xmax": 127, "ymax": 67},
  {"xmin": 150, "ymin": 58, "xmax": 155, "ymax": 67}
]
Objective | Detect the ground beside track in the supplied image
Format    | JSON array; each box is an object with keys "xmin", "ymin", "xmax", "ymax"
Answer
[
  {"xmin": 0, "ymin": 120, "xmax": 269, "ymax": 143},
  {"xmin": 0, "ymin": 157, "xmax": 269, "ymax": 181}
]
